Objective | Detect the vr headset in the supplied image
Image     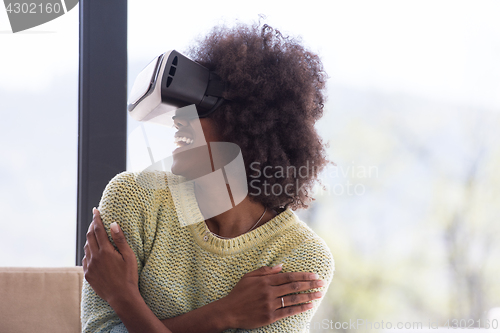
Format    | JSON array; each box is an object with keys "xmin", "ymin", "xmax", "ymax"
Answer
[{"xmin": 127, "ymin": 50, "xmax": 228, "ymax": 126}]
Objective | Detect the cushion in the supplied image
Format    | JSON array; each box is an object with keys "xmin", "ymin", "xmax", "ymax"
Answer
[{"xmin": 0, "ymin": 267, "xmax": 84, "ymax": 333}]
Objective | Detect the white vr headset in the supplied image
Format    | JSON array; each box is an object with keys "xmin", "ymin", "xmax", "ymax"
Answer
[{"xmin": 127, "ymin": 50, "xmax": 228, "ymax": 126}]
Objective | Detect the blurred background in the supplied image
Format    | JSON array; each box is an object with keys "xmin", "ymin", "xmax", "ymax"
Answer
[{"xmin": 1, "ymin": 0, "xmax": 499, "ymax": 331}]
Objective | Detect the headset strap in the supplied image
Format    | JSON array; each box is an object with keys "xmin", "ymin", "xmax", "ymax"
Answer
[{"xmin": 205, "ymin": 72, "xmax": 226, "ymax": 98}]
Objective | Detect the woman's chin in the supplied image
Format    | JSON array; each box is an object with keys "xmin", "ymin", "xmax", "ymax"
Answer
[
  {"xmin": 171, "ymin": 157, "xmax": 196, "ymax": 180},
  {"xmin": 170, "ymin": 159, "xmax": 185, "ymax": 177},
  {"xmin": 170, "ymin": 145, "xmax": 214, "ymax": 180}
]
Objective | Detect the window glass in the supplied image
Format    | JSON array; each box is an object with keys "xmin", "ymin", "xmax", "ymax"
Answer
[{"xmin": 0, "ymin": 7, "xmax": 79, "ymax": 266}]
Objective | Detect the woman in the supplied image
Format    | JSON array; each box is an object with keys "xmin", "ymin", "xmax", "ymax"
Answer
[{"xmin": 81, "ymin": 21, "xmax": 334, "ymax": 333}]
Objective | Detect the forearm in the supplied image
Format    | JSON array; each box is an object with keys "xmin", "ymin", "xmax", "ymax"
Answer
[
  {"xmin": 109, "ymin": 290, "xmax": 172, "ymax": 333},
  {"xmin": 160, "ymin": 297, "xmax": 231, "ymax": 333}
]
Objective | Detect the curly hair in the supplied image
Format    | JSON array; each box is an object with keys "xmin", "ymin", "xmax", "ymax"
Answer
[{"xmin": 187, "ymin": 21, "xmax": 330, "ymax": 212}]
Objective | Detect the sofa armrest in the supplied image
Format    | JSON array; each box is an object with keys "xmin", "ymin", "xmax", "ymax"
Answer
[{"xmin": 0, "ymin": 266, "xmax": 84, "ymax": 333}]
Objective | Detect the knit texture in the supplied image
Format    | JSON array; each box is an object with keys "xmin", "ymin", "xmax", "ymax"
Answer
[{"xmin": 81, "ymin": 171, "xmax": 335, "ymax": 333}]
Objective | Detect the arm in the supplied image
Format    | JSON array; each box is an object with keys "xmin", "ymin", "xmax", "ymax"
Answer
[
  {"xmin": 85, "ymin": 210, "xmax": 326, "ymax": 333},
  {"xmin": 230, "ymin": 240, "xmax": 335, "ymax": 333},
  {"xmin": 81, "ymin": 172, "xmax": 227, "ymax": 333},
  {"xmin": 157, "ymin": 265, "xmax": 324, "ymax": 333},
  {"xmin": 158, "ymin": 298, "xmax": 229, "ymax": 332},
  {"xmin": 85, "ymin": 212, "xmax": 325, "ymax": 333},
  {"xmin": 84, "ymin": 214, "xmax": 171, "ymax": 333},
  {"xmin": 81, "ymin": 172, "xmax": 153, "ymax": 333},
  {"xmin": 82, "ymin": 172, "xmax": 330, "ymax": 333},
  {"xmin": 87, "ymin": 223, "xmax": 325, "ymax": 333}
]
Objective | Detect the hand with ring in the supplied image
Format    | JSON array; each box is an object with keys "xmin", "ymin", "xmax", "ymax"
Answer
[{"xmin": 219, "ymin": 264, "xmax": 325, "ymax": 330}]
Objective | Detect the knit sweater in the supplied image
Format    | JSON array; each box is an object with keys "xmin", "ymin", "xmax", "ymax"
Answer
[{"xmin": 81, "ymin": 171, "xmax": 335, "ymax": 333}]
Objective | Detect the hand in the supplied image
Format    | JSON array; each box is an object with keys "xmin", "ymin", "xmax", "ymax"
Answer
[
  {"xmin": 220, "ymin": 264, "xmax": 325, "ymax": 329},
  {"xmin": 82, "ymin": 208, "xmax": 139, "ymax": 305}
]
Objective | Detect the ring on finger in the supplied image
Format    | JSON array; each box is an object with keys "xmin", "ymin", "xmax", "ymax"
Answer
[{"xmin": 281, "ymin": 297, "xmax": 285, "ymax": 308}]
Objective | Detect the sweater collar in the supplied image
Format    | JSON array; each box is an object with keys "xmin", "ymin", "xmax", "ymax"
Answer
[
  {"xmin": 189, "ymin": 208, "xmax": 298, "ymax": 255},
  {"xmin": 166, "ymin": 172, "xmax": 300, "ymax": 255}
]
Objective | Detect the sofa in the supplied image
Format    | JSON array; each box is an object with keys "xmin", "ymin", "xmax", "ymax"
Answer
[{"xmin": 0, "ymin": 266, "xmax": 84, "ymax": 333}]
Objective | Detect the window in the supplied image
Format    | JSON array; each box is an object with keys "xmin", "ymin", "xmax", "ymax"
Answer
[{"xmin": 0, "ymin": 7, "xmax": 79, "ymax": 266}]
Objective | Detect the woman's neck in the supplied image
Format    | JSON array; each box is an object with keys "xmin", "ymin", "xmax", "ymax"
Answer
[{"xmin": 194, "ymin": 180, "xmax": 277, "ymax": 238}]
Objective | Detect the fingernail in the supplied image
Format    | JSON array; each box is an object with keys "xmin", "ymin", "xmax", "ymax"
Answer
[
  {"xmin": 317, "ymin": 280, "xmax": 326, "ymax": 287},
  {"xmin": 272, "ymin": 263, "xmax": 283, "ymax": 269},
  {"xmin": 110, "ymin": 222, "xmax": 120, "ymax": 234},
  {"xmin": 310, "ymin": 273, "xmax": 319, "ymax": 279},
  {"xmin": 92, "ymin": 207, "xmax": 97, "ymax": 214}
]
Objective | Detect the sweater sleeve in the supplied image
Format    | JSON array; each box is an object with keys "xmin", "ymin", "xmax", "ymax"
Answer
[
  {"xmin": 234, "ymin": 238, "xmax": 335, "ymax": 333},
  {"xmin": 81, "ymin": 171, "xmax": 154, "ymax": 333}
]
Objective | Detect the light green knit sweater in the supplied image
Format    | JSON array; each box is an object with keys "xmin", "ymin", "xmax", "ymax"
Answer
[{"xmin": 81, "ymin": 171, "xmax": 334, "ymax": 333}]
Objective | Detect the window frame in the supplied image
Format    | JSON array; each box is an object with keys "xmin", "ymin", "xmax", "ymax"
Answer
[{"xmin": 76, "ymin": 0, "xmax": 128, "ymax": 265}]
